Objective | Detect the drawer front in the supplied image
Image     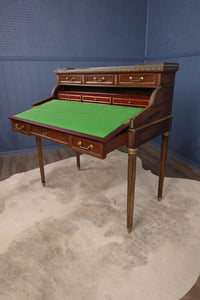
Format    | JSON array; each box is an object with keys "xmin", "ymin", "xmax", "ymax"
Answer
[
  {"xmin": 12, "ymin": 120, "xmax": 29, "ymax": 134},
  {"xmin": 58, "ymin": 75, "xmax": 82, "ymax": 84},
  {"xmin": 113, "ymin": 97, "xmax": 149, "ymax": 107},
  {"xmin": 57, "ymin": 92, "xmax": 81, "ymax": 101},
  {"xmin": 82, "ymin": 95, "xmax": 111, "ymax": 104},
  {"xmin": 118, "ymin": 73, "xmax": 157, "ymax": 86},
  {"xmin": 31, "ymin": 125, "xmax": 69, "ymax": 145},
  {"xmin": 84, "ymin": 74, "xmax": 114, "ymax": 85},
  {"xmin": 71, "ymin": 136, "xmax": 102, "ymax": 156}
]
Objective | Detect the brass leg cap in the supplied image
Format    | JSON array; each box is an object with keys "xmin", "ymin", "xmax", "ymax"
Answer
[
  {"xmin": 77, "ymin": 167, "xmax": 80, "ymax": 170},
  {"xmin": 42, "ymin": 182, "xmax": 45, "ymax": 187},
  {"xmin": 127, "ymin": 228, "xmax": 132, "ymax": 234},
  {"xmin": 157, "ymin": 197, "xmax": 162, "ymax": 202}
]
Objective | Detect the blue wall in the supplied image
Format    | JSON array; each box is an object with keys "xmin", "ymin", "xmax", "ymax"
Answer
[
  {"xmin": 1, "ymin": 0, "xmax": 200, "ymax": 170},
  {"xmin": 0, "ymin": 0, "xmax": 147, "ymax": 154},
  {"xmin": 145, "ymin": 0, "xmax": 200, "ymax": 169}
]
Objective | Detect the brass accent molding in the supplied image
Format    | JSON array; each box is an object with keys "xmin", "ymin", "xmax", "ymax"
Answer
[
  {"xmin": 128, "ymin": 115, "xmax": 172, "ymax": 133},
  {"xmin": 127, "ymin": 148, "xmax": 138, "ymax": 155},
  {"xmin": 130, "ymin": 119, "xmax": 134, "ymax": 128},
  {"xmin": 54, "ymin": 62, "xmax": 179, "ymax": 74},
  {"xmin": 163, "ymin": 131, "xmax": 170, "ymax": 137},
  {"xmin": 128, "ymin": 128, "xmax": 136, "ymax": 133}
]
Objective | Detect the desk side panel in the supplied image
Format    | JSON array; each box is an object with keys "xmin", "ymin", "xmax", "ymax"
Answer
[{"xmin": 131, "ymin": 86, "xmax": 174, "ymax": 128}]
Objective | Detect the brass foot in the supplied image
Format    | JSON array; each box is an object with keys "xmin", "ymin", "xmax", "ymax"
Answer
[
  {"xmin": 127, "ymin": 228, "xmax": 132, "ymax": 233},
  {"xmin": 157, "ymin": 197, "xmax": 162, "ymax": 202},
  {"xmin": 42, "ymin": 182, "xmax": 45, "ymax": 187},
  {"xmin": 77, "ymin": 167, "xmax": 80, "ymax": 171}
]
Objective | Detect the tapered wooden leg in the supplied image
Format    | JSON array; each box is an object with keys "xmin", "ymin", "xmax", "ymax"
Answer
[
  {"xmin": 127, "ymin": 148, "xmax": 138, "ymax": 233},
  {"xmin": 76, "ymin": 152, "xmax": 80, "ymax": 170},
  {"xmin": 35, "ymin": 137, "xmax": 45, "ymax": 186},
  {"xmin": 157, "ymin": 131, "xmax": 170, "ymax": 201}
]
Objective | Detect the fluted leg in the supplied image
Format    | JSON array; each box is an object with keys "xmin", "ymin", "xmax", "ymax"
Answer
[
  {"xmin": 35, "ymin": 137, "xmax": 45, "ymax": 186},
  {"xmin": 76, "ymin": 152, "xmax": 80, "ymax": 170},
  {"xmin": 127, "ymin": 148, "xmax": 138, "ymax": 233},
  {"xmin": 157, "ymin": 131, "xmax": 170, "ymax": 201}
]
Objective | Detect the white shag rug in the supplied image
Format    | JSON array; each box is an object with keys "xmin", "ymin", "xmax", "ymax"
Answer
[{"xmin": 0, "ymin": 150, "xmax": 200, "ymax": 300}]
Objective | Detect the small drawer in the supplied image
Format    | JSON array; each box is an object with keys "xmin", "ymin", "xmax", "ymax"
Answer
[
  {"xmin": 84, "ymin": 74, "xmax": 114, "ymax": 85},
  {"xmin": 71, "ymin": 136, "xmax": 102, "ymax": 156},
  {"xmin": 31, "ymin": 125, "xmax": 69, "ymax": 145},
  {"xmin": 113, "ymin": 97, "xmax": 149, "ymax": 107},
  {"xmin": 58, "ymin": 92, "xmax": 81, "ymax": 101},
  {"xmin": 82, "ymin": 95, "xmax": 111, "ymax": 104},
  {"xmin": 12, "ymin": 120, "xmax": 29, "ymax": 134},
  {"xmin": 58, "ymin": 75, "xmax": 82, "ymax": 84},
  {"xmin": 118, "ymin": 73, "xmax": 157, "ymax": 86}
]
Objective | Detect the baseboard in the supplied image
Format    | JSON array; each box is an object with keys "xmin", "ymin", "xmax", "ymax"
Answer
[
  {"xmin": 150, "ymin": 141, "xmax": 200, "ymax": 172},
  {"xmin": 2, "ymin": 142, "xmax": 200, "ymax": 172},
  {"xmin": 0, "ymin": 144, "xmax": 65, "ymax": 157}
]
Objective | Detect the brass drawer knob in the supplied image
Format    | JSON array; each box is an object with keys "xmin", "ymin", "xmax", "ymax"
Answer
[
  {"xmin": 43, "ymin": 132, "xmax": 48, "ymax": 136},
  {"xmin": 93, "ymin": 76, "xmax": 105, "ymax": 82},
  {"xmin": 77, "ymin": 141, "xmax": 94, "ymax": 150},
  {"xmin": 66, "ymin": 76, "xmax": 75, "ymax": 81},
  {"xmin": 129, "ymin": 76, "xmax": 144, "ymax": 82}
]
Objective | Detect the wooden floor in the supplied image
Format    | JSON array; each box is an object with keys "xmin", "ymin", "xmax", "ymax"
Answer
[{"xmin": 0, "ymin": 142, "xmax": 200, "ymax": 299}]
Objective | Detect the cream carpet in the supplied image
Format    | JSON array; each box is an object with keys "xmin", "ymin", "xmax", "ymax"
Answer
[{"xmin": 0, "ymin": 150, "xmax": 200, "ymax": 300}]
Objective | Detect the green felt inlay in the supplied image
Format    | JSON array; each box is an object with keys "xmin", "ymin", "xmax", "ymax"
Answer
[{"xmin": 14, "ymin": 100, "xmax": 143, "ymax": 138}]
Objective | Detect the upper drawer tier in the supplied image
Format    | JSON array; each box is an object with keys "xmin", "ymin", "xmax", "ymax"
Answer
[
  {"xmin": 118, "ymin": 73, "xmax": 157, "ymax": 86},
  {"xmin": 84, "ymin": 74, "xmax": 114, "ymax": 85},
  {"xmin": 56, "ymin": 72, "xmax": 160, "ymax": 86}
]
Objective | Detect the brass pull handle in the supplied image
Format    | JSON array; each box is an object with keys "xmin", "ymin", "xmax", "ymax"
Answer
[
  {"xmin": 129, "ymin": 76, "xmax": 144, "ymax": 82},
  {"xmin": 77, "ymin": 141, "xmax": 94, "ymax": 151},
  {"xmin": 43, "ymin": 132, "xmax": 48, "ymax": 136},
  {"xmin": 128, "ymin": 101, "xmax": 131, "ymax": 104},
  {"xmin": 66, "ymin": 76, "xmax": 75, "ymax": 81},
  {"xmin": 15, "ymin": 123, "xmax": 24, "ymax": 130},
  {"xmin": 93, "ymin": 76, "xmax": 105, "ymax": 82}
]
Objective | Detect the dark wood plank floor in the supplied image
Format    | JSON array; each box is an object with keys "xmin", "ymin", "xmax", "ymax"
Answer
[{"xmin": 0, "ymin": 143, "xmax": 199, "ymax": 299}]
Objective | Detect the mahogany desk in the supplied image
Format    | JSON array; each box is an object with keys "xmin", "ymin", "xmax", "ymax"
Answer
[{"xmin": 9, "ymin": 63, "xmax": 179, "ymax": 232}]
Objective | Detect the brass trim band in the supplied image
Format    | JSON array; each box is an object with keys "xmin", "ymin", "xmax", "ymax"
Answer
[
  {"xmin": 163, "ymin": 131, "xmax": 170, "ymax": 137},
  {"xmin": 128, "ymin": 115, "xmax": 172, "ymax": 133},
  {"xmin": 127, "ymin": 148, "xmax": 138, "ymax": 155}
]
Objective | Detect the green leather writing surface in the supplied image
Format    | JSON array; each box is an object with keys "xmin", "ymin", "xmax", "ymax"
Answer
[{"xmin": 14, "ymin": 100, "xmax": 143, "ymax": 138}]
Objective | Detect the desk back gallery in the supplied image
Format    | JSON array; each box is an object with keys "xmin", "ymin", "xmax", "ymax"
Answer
[{"xmin": 9, "ymin": 62, "xmax": 179, "ymax": 232}]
